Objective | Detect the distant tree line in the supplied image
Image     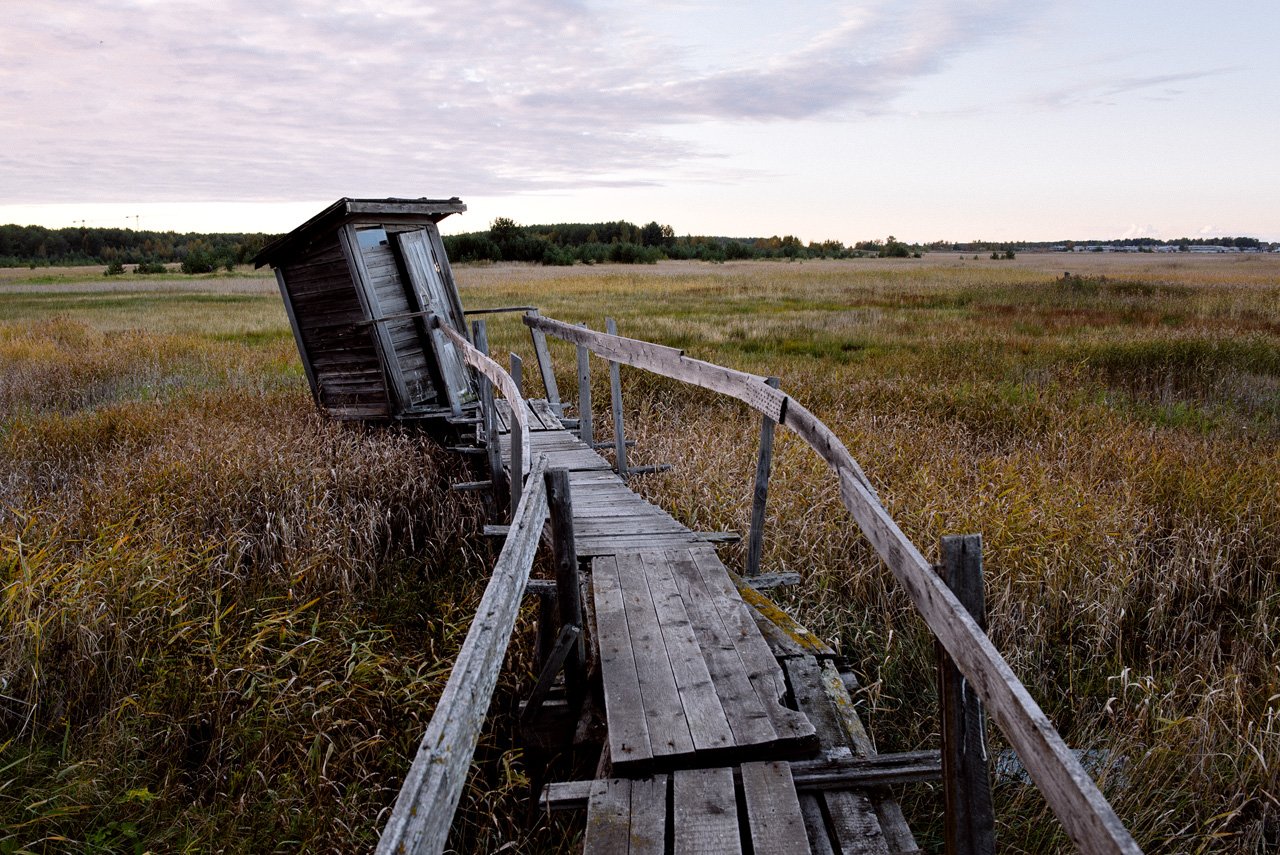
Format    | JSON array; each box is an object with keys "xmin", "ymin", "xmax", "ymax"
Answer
[
  {"xmin": 442, "ymin": 218, "xmax": 919, "ymax": 265},
  {"xmin": 0, "ymin": 224, "xmax": 273, "ymax": 271}
]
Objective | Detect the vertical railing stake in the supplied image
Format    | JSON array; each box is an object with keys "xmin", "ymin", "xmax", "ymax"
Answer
[
  {"xmin": 938, "ymin": 534, "xmax": 996, "ymax": 855},
  {"xmin": 509, "ymin": 413, "xmax": 524, "ymax": 521},
  {"xmin": 510, "ymin": 352, "xmax": 523, "ymax": 398},
  {"xmin": 745, "ymin": 376, "xmax": 781, "ymax": 577},
  {"xmin": 473, "ymin": 320, "xmax": 504, "ymax": 515},
  {"xmin": 526, "ymin": 309, "xmax": 563, "ymax": 416},
  {"xmin": 605, "ymin": 317, "xmax": 628, "ymax": 476},
  {"xmin": 545, "ymin": 468, "xmax": 585, "ymax": 704},
  {"xmin": 576, "ymin": 324, "xmax": 593, "ymax": 446}
]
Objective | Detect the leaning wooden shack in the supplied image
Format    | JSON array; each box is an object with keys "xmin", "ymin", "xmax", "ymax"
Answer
[{"xmin": 254, "ymin": 197, "xmax": 476, "ymax": 422}]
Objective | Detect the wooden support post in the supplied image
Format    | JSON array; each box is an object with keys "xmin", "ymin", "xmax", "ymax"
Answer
[
  {"xmin": 473, "ymin": 320, "xmax": 505, "ymax": 514},
  {"xmin": 510, "ymin": 352, "xmax": 523, "ymax": 398},
  {"xmin": 605, "ymin": 317, "xmax": 628, "ymax": 476},
  {"xmin": 526, "ymin": 309, "xmax": 563, "ymax": 416},
  {"xmin": 535, "ymin": 588, "xmax": 559, "ymax": 672},
  {"xmin": 746, "ymin": 376, "xmax": 781, "ymax": 577},
  {"xmin": 509, "ymin": 415, "xmax": 524, "ymax": 522},
  {"xmin": 938, "ymin": 534, "xmax": 996, "ymax": 855},
  {"xmin": 576, "ymin": 324, "xmax": 593, "ymax": 445},
  {"xmin": 545, "ymin": 467, "xmax": 585, "ymax": 705}
]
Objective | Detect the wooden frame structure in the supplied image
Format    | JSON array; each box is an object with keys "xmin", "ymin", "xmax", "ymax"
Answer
[
  {"xmin": 368, "ymin": 307, "xmax": 1141, "ymax": 853},
  {"xmin": 254, "ymin": 197, "xmax": 475, "ymax": 422},
  {"xmin": 522, "ymin": 313, "xmax": 1140, "ymax": 854}
]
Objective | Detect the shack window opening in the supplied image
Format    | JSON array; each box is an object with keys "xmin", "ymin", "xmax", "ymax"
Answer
[{"xmin": 356, "ymin": 227, "xmax": 389, "ymax": 250}]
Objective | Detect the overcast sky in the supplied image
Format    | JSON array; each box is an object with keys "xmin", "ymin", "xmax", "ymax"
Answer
[{"xmin": 3, "ymin": 1, "xmax": 1278, "ymax": 242}]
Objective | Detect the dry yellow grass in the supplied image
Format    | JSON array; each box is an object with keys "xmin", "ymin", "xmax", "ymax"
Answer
[{"xmin": 1, "ymin": 253, "xmax": 1277, "ymax": 852}]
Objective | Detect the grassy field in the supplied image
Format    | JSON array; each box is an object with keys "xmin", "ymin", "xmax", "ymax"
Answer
[{"xmin": 1, "ymin": 254, "xmax": 1277, "ymax": 852}]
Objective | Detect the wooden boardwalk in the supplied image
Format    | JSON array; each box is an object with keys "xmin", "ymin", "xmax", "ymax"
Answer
[{"xmin": 497, "ymin": 399, "xmax": 922, "ymax": 854}]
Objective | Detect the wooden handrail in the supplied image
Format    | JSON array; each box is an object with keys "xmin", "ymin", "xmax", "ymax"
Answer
[
  {"xmin": 438, "ymin": 322, "xmax": 531, "ymax": 477},
  {"xmin": 376, "ymin": 455, "xmax": 550, "ymax": 855},
  {"xmin": 525, "ymin": 313, "xmax": 1140, "ymax": 854}
]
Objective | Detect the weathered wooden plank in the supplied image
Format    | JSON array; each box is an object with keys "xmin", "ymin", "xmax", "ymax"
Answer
[
  {"xmin": 542, "ymin": 751, "xmax": 941, "ymax": 811},
  {"xmin": 584, "ymin": 778, "xmax": 632, "ymax": 854},
  {"xmin": 689, "ymin": 549, "xmax": 815, "ymax": 745},
  {"xmin": 592, "ymin": 556, "xmax": 653, "ymax": 767},
  {"xmin": 674, "ymin": 767, "xmax": 741, "ymax": 855},
  {"xmin": 614, "ymin": 552, "xmax": 696, "ymax": 761},
  {"xmin": 666, "ymin": 549, "xmax": 778, "ymax": 747},
  {"xmin": 640, "ymin": 552, "xmax": 735, "ymax": 752},
  {"xmin": 825, "ymin": 791, "xmax": 891, "ymax": 855},
  {"xmin": 799, "ymin": 795, "xmax": 837, "ymax": 855},
  {"xmin": 375, "ymin": 456, "xmax": 549, "ymax": 855},
  {"xmin": 628, "ymin": 775, "xmax": 668, "ymax": 854},
  {"xmin": 741, "ymin": 760, "xmax": 811, "ymax": 855},
  {"xmin": 525, "ymin": 310, "xmax": 564, "ymax": 415}
]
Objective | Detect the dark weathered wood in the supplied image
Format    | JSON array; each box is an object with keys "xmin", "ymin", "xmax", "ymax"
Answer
[
  {"xmin": 274, "ymin": 267, "xmax": 321, "ymax": 406},
  {"xmin": 521, "ymin": 623, "xmax": 581, "ymax": 724},
  {"xmin": 437, "ymin": 323, "xmax": 529, "ymax": 481},
  {"xmin": 799, "ymin": 795, "xmax": 837, "ymax": 855},
  {"xmin": 825, "ymin": 791, "xmax": 891, "ymax": 855},
  {"xmin": 375, "ymin": 456, "xmax": 549, "ymax": 855},
  {"xmin": 746, "ymin": 376, "xmax": 781, "ymax": 577},
  {"xmin": 741, "ymin": 760, "xmax": 812, "ymax": 855},
  {"xmin": 605, "ymin": 318, "xmax": 629, "ymax": 476},
  {"xmin": 546, "ymin": 468, "xmax": 585, "ymax": 702},
  {"xmin": 543, "ymin": 751, "xmax": 941, "ymax": 811},
  {"xmin": 577, "ymin": 327, "xmax": 593, "ymax": 445},
  {"xmin": 938, "ymin": 535, "xmax": 996, "ymax": 855},
  {"xmin": 674, "ymin": 767, "xmax": 741, "ymax": 854},
  {"xmin": 743, "ymin": 571, "xmax": 801, "ymax": 590}
]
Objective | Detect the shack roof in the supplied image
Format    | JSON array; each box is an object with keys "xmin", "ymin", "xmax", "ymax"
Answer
[{"xmin": 253, "ymin": 197, "xmax": 466, "ymax": 267}]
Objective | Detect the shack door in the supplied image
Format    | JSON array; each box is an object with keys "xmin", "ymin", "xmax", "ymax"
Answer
[{"xmin": 395, "ymin": 230, "xmax": 476, "ymax": 411}]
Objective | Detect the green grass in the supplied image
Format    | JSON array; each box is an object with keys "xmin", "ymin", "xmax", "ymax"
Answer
[{"xmin": 2, "ymin": 254, "xmax": 1278, "ymax": 851}]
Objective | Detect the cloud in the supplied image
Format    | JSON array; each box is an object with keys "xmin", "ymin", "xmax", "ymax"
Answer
[
  {"xmin": 1030, "ymin": 67, "xmax": 1238, "ymax": 109},
  {"xmin": 2, "ymin": 0, "xmax": 1040, "ymax": 205}
]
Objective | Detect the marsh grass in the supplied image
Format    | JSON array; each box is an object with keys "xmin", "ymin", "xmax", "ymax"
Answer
[{"xmin": 2, "ymin": 255, "xmax": 1276, "ymax": 852}]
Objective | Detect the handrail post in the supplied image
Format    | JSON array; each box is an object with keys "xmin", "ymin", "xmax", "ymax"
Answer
[
  {"xmin": 510, "ymin": 352, "xmax": 523, "ymax": 398},
  {"xmin": 605, "ymin": 318, "xmax": 628, "ymax": 476},
  {"xmin": 938, "ymin": 534, "xmax": 996, "ymax": 855},
  {"xmin": 576, "ymin": 324, "xmax": 593, "ymax": 445},
  {"xmin": 745, "ymin": 376, "xmax": 781, "ymax": 577},
  {"xmin": 473, "ymin": 320, "xmax": 504, "ymax": 514},
  {"xmin": 526, "ymin": 308, "xmax": 564, "ymax": 416},
  {"xmin": 545, "ymin": 468, "xmax": 585, "ymax": 705},
  {"xmin": 509, "ymin": 412, "xmax": 524, "ymax": 521}
]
